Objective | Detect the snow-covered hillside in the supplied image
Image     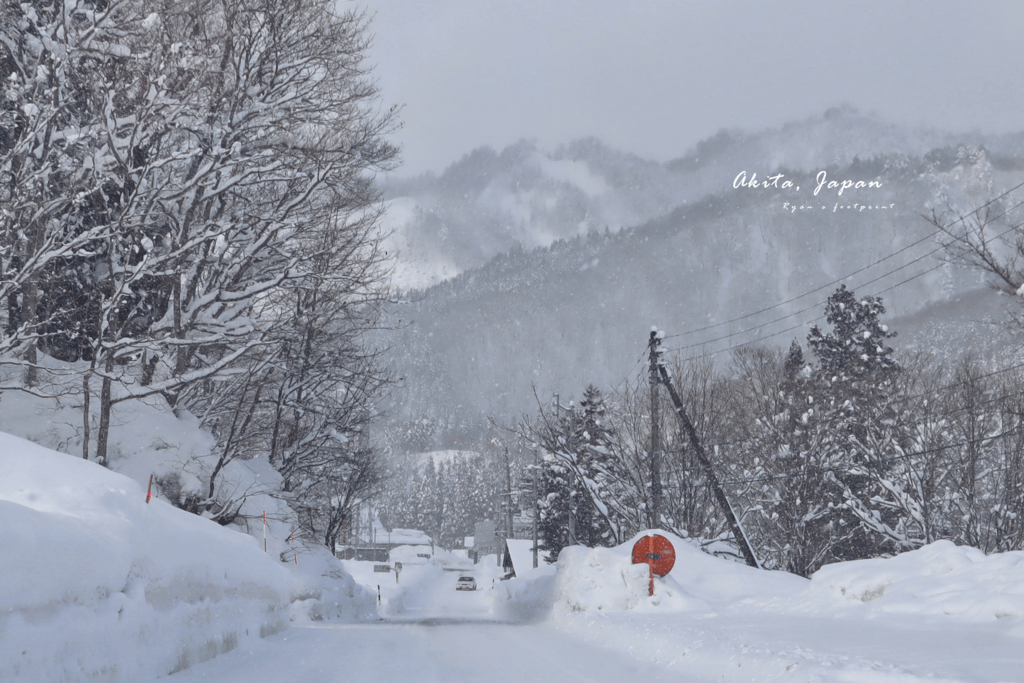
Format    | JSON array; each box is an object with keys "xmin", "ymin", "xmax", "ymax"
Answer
[
  {"xmin": 0, "ymin": 433, "xmax": 375, "ymax": 681},
  {"xmin": 378, "ymin": 135, "xmax": 1022, "ymax": 448},
  {"xmin": 381, "ymin": 109, "xmax": 1024, "ymax": 292}
]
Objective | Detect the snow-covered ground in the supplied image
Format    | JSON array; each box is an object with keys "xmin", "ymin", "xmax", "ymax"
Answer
[
  {"xmin": 156, "ymin": 533, "xmax": 1024, "ymax": 683},
  {"xmin": 5, "ymin": 433, "xmax": 1024, "ymax": 682},
  {"xmin": 0, "ymin": 433, "xmax": 375, "ymax": 681},
  {"xmin": 547, "ymin": 532, "xmax": 1024, "ymax": 682}
]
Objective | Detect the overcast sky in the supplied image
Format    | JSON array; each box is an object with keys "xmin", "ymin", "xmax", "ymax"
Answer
[{"xmin": 356, "ymin": 1, "xmax": 1024, "ymax": 176}]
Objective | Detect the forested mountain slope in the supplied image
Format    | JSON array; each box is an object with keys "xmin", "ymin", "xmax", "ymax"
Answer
[{"xmin": 376, "ymin": 111, "xmax": 1024, "ymax": 450}]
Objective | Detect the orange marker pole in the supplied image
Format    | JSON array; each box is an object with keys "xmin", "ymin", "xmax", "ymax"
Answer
[
  {"xmin": 648, "ymin": 535, "xmax": 654, "ymax": 596},
  {"xmin": 145, "ymin": 474, "xmax": 154, "ymax": 504}
]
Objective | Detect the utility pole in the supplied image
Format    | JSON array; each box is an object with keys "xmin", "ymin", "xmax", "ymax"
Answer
[
  {"xmin": 649, "ymin": 329, "xmax": 663, "ymax": 529},
  {"xmin": 654, "ymin": 353, "xmax": 761, "ymax": 569},
  {"xmin": 532, "ymin": 449, "xmax": 539, "ymax": 568},
  {"xmin": 568, "ymin": 500, "xmax": 576, "ymax": 545},
  {"xmin": 504, "ymin": 446, "xmax": 514, "ymax": 542},
  {"xmin": 568, "ymin": 402, "xmax": 577, "ymax": 546}
]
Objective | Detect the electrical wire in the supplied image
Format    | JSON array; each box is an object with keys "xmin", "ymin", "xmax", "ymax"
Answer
[
  {"xmin": 660, "ymin": 177, "xmax": 1024, "ymax": 342},
  {"xmin": 659, "ymin": 196, "xmax": 1024, "ymax": 361}
]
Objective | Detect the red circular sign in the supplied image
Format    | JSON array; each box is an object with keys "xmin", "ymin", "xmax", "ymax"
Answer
[{"xmin": 631, "ymin": 534, "xmax": 675, "ymax": 577}]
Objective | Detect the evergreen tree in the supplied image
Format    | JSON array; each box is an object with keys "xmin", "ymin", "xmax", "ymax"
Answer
[
  {"xmin": 535, "ymin": 385, "xmax": 622, "ymax": 559},
  {"xmin": 538, "ymin": 449, "xmax": 578, "ymax": 560},
  {"xmin": 806, "ymin": 285, "xmax": 903, "ymax": 564},
  {"xmin": 773, "ymin": 340, "xmax": 837, "ymax": 575},
  {"xmin": 575, "ymin": 385, "xmax": 618, "ymax": 545}
]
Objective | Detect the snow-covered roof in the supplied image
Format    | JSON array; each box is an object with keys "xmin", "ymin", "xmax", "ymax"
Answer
[
  {"xmin": 505, "ymin": 539, "xmax": 541, "ymax": 574},
  {"xmin": 388, "ymin": 528, "xmax": 431, "ymax": 545}
]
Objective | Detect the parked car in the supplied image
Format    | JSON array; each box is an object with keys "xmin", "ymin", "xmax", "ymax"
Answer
[{"xmin": 455, "ymin": 576, "xmax": 476, "ymax": 591}]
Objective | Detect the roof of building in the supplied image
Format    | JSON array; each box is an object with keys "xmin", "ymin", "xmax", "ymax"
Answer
[
  {"xmin": 388, "ymin": 528, "xmax": 431, "ymax": 545},
  {"xmin": 505, "ymin": 539, "xmax": 541, "ymax": 574}
]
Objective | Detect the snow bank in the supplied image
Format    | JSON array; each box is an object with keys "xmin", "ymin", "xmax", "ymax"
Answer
[
  {"xmin": 494, "ymin": 572, "xmax": 557, "ymax": 622},
  {"xmin": 548, "ymin": 535, "xmax": 1024, "ymax": 683},
  {"xmin": 0, "ymin": 433, "xmax": 291, "ymax": 681},
  {"xmin": 0, "ymin": 364, "xmax": 217, "ymax": 501},
  {"xmin": 551, "ymin": 530, "xmax": 806, "ymax": 614},
  {"xmin": 389, "ymin": 544, "xmax": 434, "ymax": 564},
  {"xmin": 287, "ymin": 546, "xmax": 378, "ymax": 624},
  {"xmin": 797, "ymin": 540, "xmax": 1024, "ymax": 622},
  {"xmin": 547, "ymin": 530, "xmax": 1024, "ymax": 626}
]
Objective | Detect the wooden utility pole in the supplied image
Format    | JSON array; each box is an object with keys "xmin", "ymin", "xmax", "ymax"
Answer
[
  {"xmin": 503, "ymin": 446, "xmax": 514, "ymax": 542},
  {"xmin": 649, "ymin": 330, "xmax": 663, "ymax": 528},
  {"xmin": 655, "ymin": 359, "xmax": 761, "ymax": 569},
  {"xmin": 556, "ymin": 394, "xmax": 578, "ymax": 546},
  {"xmin": 532, "ymin": 450, "xmax": 539, "ymax": 568}
]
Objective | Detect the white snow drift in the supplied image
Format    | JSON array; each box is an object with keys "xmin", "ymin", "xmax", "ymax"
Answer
[
  {"xmin": 0, "ymin": 432, "xmax": 372, "ymax": 681},
  {"xmin": 550, "ymin": 530, "xmax": 1024, "ymax": 624}
]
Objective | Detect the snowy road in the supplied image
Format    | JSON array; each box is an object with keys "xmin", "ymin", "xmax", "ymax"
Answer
[
  {"xmin": 165, "ymin": 619, "xmax": 692, "ymax": 683},
  {"xmin": 162, "ymin": 605, "xmax": 1024, "ymax": 683},
  {"xmin": 167, "ymin": 561, "xmax": 693, "ymax": 683}
]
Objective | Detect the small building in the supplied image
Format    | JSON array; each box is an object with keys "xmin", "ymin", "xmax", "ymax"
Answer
[
  {"xmin": 335, "ymin": 546, "xmax": 389, "ymax": 562},
  {"xmin": 335, "ymin": 526, "xmax": 432, "ymax": 561},
  {"xmin": 470, "ymin": 520, "xmax": 497, "ymax": 563},
  {"xmin": 500, "ymin": 538, "xmax": 541, "ymax": 578},
  {"xmin": 388, "ymin": 528, "xmax": 432, "ymax": 547}
]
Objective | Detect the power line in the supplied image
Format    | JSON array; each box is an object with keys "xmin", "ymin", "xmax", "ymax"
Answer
[
  {"xmin": 644, "ymin": 339, "xmax": 1024, "ymax": 456},
  {"xmin": 660, "ymin": 197, "xmax": 1024, "ymax": 361},
  {"xmin": 607, "ymin": 347, "xmax": 649, "ymax": 402},
  {"xmin": 715, "ymin": 423, "xmax": 1024, "ymax": 489},
  {"xmin": 659, "ymin": 420, "xmax": 1024, "ymax": 489},
  {"xmin": 600, "ymin": 183, "xmax": 1024, "ymax": 418},
  {"xmin": 605, "ymin": 315, "xmax": 1024, "ymax": 450},
  {"xmin": 661, "ymin": 177, "xmax": 1024, "ymax": 342}
]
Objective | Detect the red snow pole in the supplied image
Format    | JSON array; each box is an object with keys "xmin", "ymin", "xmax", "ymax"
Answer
[
  {"xmin": 145, "ymin": 474, "xmax": 154, "ymax": 504},
  {"xmin": 263, "ymin": 511, "xmax": 267, "ymax": 552}
]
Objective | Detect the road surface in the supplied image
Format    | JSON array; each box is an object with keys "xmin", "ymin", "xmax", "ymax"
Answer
[
  {"xmin": 167, "ymin": 562, "xmax": 692, "ymax": 683},
  {"xmin": 166, "ymin": 619, "xmax": 693, "ymax": 683}
]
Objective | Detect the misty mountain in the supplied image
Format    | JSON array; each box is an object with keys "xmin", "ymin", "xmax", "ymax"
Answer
[
  {"xmin": 380, "ymin": 106, "xmax": 1024, "ymax": 291},
  {"xmin": 375, "ymin": 109, "xmax": 1024, "ymax": 452},
  {"xmin": 379, "ymin": 137, "xmax": 684, "ymax": 289}
]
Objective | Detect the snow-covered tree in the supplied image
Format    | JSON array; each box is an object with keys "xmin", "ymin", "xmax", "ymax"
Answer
[
  {"xmin": 804, "ymin": 285, "xmax": 908, "ymax": 564},
  {"xmin": 1, "ymin": 0, "xmax": 145, "ymax": 382},
  {"xmin": 526, "ymin": 386, "xmax": 631, "ymax": 559},
  {"xmin": 2, "ymin": 0, "xmax": 397, "ymax": 544}
]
